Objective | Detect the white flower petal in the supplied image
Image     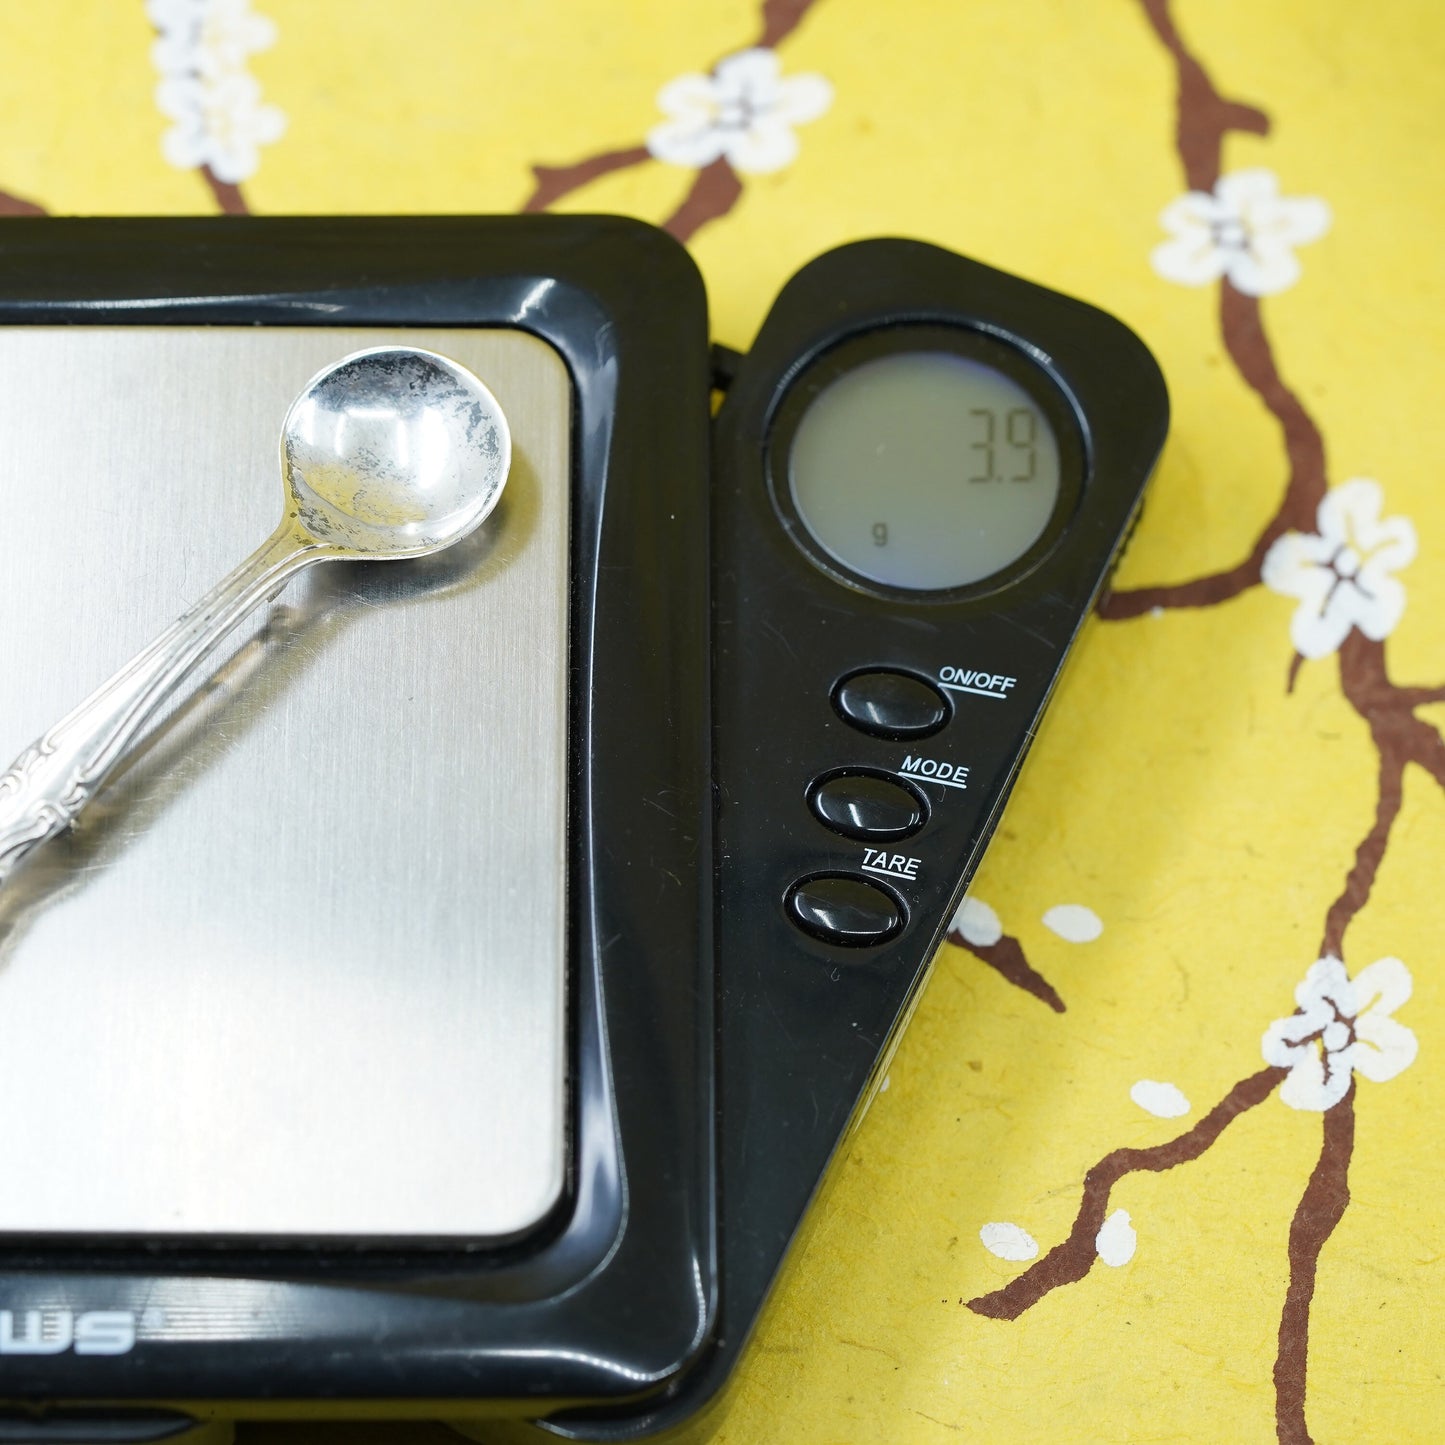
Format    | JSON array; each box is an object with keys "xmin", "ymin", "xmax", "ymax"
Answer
[
  {"xmin": 161, "ymin": 123, "xmax": 208, "ymax": 172},
  {"xmin": 1317, "ymin": 477, "xmax": 1381, "ymax": 547},
  {"xmin": 723, "ymin": 119, "xmax": 800, "ymax": 175},
  {"xmin": 249, "ymin": 101, "xmax": 286, "ymax": 145},
  {"xmin": 1296, "ymin": 956, "xmax": 1353, "ymax": 1015},
  {"xmin": 1042, "ymin": 904, "xmax": 1102, "ymax": 943},
  {"xmin": 1352, "ymin": 574, "xmax": 1407, "ymax": 643},
  {"xmin": 151, "ymin": 33, "xmax": 201, "ymax": 77},
  {"xmin": 1262, "ymin": 531, "xmax": 1334, "ymax": 605},
  {"xmin": 1350, "ymin": 956, "xmax": 1412, "ymax": 1019},
  {"xmin": 1278, "ymin": 1045, "xmax": 1352, "ymax": 1111},
  {"xmin": 770, "ymin": 72, "xmax": 833, "ymax": 126},
  {"xmin": 1225, "ymin": 243, "xmax": 1302, "ymax": 296},
  {"xmin": 155, "ymin": 75, "xmax": 206, "ymax": 121},
  {"xmin": 208, "ymin": 141, "xmax": 260, "ymax": 184},
  {"xmin": 654, "ymin": 73, "xmax": 719, "ymax": 123},
  {"xmin": 1214, "ymin": 167, "xmax": 1281, "ymax": 214},
  {"xmin": 952, "ymin": 895, "xmax": 1002, "ymax": 948},
  {"xmin": 1151, "ymin": 234, "xmax": 1230, "ymax": 288},
  {"xmin": 712, "ymin": 47, "xmax": 781, "ymax": 97},
  {"xmin": 1347, "ymin": 1017, "xmax": 1418, "ymax": 1083},
  {"xmin": 646, "ymin": 118, "xmax": 728, "ymax": 169},
  {"xmin": 1304, "ymin": 575, "xmax": 1380, "ymax": 658},
  {"xmin": 980, "ymin": 1222, "xmax": 1038, "ymax": 1261},
  {"xmin": 1251, "ymin": 195, "xmax": 1332, "ymax": 248},
  {"xmin": 146, "ymin": 0, "xmax": 192, "ymax": 24},
  {"xmin": 1130, "ymin": 1080, "xmax": 1190, "ymax": 1118},
  {"xmin": 1263, "ymin": 1011, "xmax": 1320, "ymax": 1068},
  {"xmin": 1095, "ymin": 1209, "xmax": 1136, "ymax": 1267},
  {"xmin": 1158, "ymin": 191, "xmax": 1225, "ymax": 235},
  {"xmin": 1356, "ymin": 515, "xmax": 1418, "ymax": 578}
]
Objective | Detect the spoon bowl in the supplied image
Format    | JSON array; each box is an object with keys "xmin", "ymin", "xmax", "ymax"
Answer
[{"xmin": 282, "ymin": 347, "xmax": 511, "ymax": 557}]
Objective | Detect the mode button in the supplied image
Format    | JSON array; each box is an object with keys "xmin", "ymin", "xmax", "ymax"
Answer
[{"xmin": 833, "ymin": 670, "xmax": 950, "ymax": 740}]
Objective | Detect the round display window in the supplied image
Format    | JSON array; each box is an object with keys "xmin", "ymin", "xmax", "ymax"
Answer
[{"xmin": 776, "ymin": 329, "xmax": 1081, "ymax": 595}]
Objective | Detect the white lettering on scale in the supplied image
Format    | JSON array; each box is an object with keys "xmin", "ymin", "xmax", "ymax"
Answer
[
  {"xmin": 0, "ymin": 1308, "xmax": 137, "ymax": 1356},
  {"xmin": 938, "ymin": 665, "xmax": 1017, "ymax": 699},
  {"xmin": 899, "ymin": 754, "xmax": 969, "ymax": 790},
  {"xmin": 862, "ymin": 849, "xmax": 921, "ymax": 882}
]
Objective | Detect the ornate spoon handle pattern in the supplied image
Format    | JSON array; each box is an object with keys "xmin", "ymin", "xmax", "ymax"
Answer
[{"xmin": 0, "ymin": 524, "xmax": 315, "ymax": 885}]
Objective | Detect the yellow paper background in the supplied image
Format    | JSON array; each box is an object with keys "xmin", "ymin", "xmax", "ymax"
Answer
[{"xmin": 1, "ymin": 2, "xmax": 1441, "ymax": 1440}]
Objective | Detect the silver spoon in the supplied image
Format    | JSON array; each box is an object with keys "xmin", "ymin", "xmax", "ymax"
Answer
[{"xmin": 0, "ymin": 346, "xmax": 510, "ymax": 886}]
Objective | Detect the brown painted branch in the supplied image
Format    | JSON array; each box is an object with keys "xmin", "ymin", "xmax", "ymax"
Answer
[
  {"xmin": 968, "ymin": 1065, "xmax": 1285, "ymax": 1320},
  {"xmin": 1219, "ymin": 284, "xmax": 1328, "ymax": 534},
  {"xmin": 1274, "ymin": 1085, "xmax": 1355, "ymax": 1445},
  {"xmin": 756, "ymin": 0, "xmax": 825, "ymax": 47},
  {"xmin": 1103, "ymin": 4, "xmax": 1323, "ymax": 619},
  {"xmin": 1099, "ymin": 556, "xmax": 1260, "ymax": 618},
  {"xmin": 1320, "ymin": 752, "xmax": 1403, "ymax": 960},
  {"xmin": 1263, "ymin": 653, "xmax": 1445, "ymax": 978},
  {"xmin": 1138, "ymin": 0, "xmax": 1268, "ymax": 192},
  {"xmin": 1322, "ymin": 633, "xmax": 1445, "ymax": 955},
  {"xmin": 949, "ymin": 929, "xmax": 1065, "ymax": 1013},
  {"xmin": 521, "ymin": 144, "xmax": 651, "ymax": 213},
  {"xmin": 202, "ymin": 166, "xmax": 250, "ymax": 215},
  {"xmin": 662, "ymin": 157, "xmax": 744, "ymax": 243},
  {"xmin": 1391, "ymin": 682, "xmax": 1445, "ymax": 710},
  {"xmin": 0, "ymin": 188, "xmax": 46, "ymax": 217},
  {"xmin": 1102, "ymin": 282, "xmax": 1327, "ymax": 619}
]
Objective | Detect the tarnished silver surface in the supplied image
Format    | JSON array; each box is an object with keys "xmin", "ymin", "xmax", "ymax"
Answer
[
  {"xmin": 0, "ymin": 346, "xmax": 511, "ymax": 887},
  {"xmin": 0, "ymin": 327, "xmax": 570, "ymax": 1240}
]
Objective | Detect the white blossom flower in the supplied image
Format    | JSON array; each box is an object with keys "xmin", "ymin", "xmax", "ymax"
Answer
[
  {"xmin": 148, "ymin": 0, "xmax": 277, "ymax": 80},
  {"xmin": 1151, "ymin": 168, "xmax": 1330, "ymax": 296},
  {"xmin": 646, "ymin": 48, "xmax": 832, "ymax": 175},
  {"xmin": 157, "ymin": 72, "xmax": 285, "ymax": 183},
  {"xmin": 1262, "ymin": 479, "xmax": 1416, "ymax": 659},
  {"xmin": 1262, "ymin": 955, "xmax": 1417, "ymax": 1111},
  {"xmin": 149, "ymin": 0, "xmax": 285, "ymax": 183}
]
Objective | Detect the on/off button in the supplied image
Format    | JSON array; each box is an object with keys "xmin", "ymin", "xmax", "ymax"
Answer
[{"xmin": 832, "ymin": 670, "xmax": 950, "ymax": 740}]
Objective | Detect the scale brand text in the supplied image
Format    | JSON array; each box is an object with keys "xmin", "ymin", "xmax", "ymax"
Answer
[{"xmin": 0, "ymin": 1308, "xmax": 137, "ymax": 1356}]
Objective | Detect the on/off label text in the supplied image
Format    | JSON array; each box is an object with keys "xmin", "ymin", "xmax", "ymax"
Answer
[{"xmin": 939, "ymin": 665, "xmax": 1017, "ymax": 700}]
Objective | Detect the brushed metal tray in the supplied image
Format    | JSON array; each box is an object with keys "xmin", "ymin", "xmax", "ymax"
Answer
[{"xmin": 0, "ymin": 326, "xmax": 570, "ymax": 1242}]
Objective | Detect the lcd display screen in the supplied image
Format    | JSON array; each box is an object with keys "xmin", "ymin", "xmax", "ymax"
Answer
[{"xmin": 788, "ymin": 350, "xmax": 1063, "ymax": 590}]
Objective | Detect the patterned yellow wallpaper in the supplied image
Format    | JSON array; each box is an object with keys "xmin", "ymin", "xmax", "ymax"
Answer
[{"xmin": 0, "ymin": 2, "xmax": 1441, "ymax": 1442}]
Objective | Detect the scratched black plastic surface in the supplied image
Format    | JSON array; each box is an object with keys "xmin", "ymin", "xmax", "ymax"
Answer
[
  {"xmin": 0, "ymin": 217, "xmax": 715, "ymax": 1409},
  {"xmin": 551, "ymin": 239, "xmax": 1167, "ymax": 1439}
]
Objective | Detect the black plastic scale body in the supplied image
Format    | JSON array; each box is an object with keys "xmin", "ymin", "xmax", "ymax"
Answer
[{"xmin": 0, "ymin": 218, "xmax": 1166, "ymax": 1442}]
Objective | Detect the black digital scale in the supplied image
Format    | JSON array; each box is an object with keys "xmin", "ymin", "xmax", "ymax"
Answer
[{"xmin": 0, "ymin": 217, "xmax": 1167, "ymax": 1441}]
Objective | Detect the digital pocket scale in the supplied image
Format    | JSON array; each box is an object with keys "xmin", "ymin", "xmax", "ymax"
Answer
[{"xmin": 0, "ymin": 217, "xmax": 1167, "ymax": 1441}]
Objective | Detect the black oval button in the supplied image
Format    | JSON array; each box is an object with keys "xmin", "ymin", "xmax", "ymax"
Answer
[
  {"xmin": 786, "ymin": 874, "xmax": 904, "ymax": 947},
  {"xmin": 833, "ymin": 670, "xmax": 949, "ymax": 739},
  {"xmin": 809, "ymin": 770, "xmax": 927, "ymax": 841}
]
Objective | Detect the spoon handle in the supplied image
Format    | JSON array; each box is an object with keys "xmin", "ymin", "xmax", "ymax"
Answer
[{"xmin": 0, "ymin": 521, "xmax": 319, "ymax": 886}]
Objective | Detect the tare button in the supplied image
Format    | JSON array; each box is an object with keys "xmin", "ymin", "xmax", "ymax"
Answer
[{"xmin": 938, "ymin": 665, "xmax": 1018, "ymax": 701}]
